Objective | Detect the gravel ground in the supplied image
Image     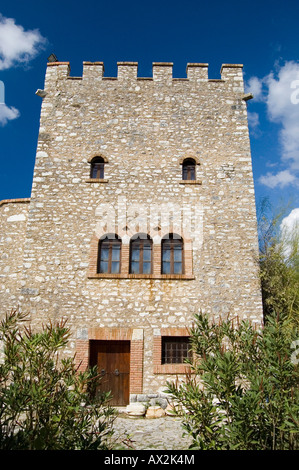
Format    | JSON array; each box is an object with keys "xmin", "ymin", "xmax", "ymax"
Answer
[{"xmin": 110, "ymin": 414, "xmax": 193, "ymax": 450}]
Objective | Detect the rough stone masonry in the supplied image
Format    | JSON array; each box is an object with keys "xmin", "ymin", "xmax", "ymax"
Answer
[{"xmin": 0, "ymin": 60, "xmax": 263, "ymax": 404}]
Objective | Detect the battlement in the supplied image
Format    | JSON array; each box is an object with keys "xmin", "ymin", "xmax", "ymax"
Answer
[{"xmin": 43, "ymin": 60, "xmax": 244, "ymax": 89}]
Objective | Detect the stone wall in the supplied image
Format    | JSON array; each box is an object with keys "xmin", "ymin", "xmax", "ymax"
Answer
[
  {"xmin": 1, "ymin": 60, "xmax": 264, "ymax": 399},
  {"xmin": 0, "ymin": 199, "xmax": 30, "ymax": 315}
]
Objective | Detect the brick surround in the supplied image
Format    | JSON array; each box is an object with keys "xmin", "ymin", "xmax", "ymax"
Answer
[
  {"xmin": 153, "ymin": 327, "xmax": 192, "ymax": 374},
  {"xmin": 76, "ymin": 327, "xmax": 144, "ymax": 394}
]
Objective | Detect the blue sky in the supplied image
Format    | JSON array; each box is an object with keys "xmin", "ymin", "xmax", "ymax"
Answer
[{"xmin": 0, "ymin": 0, "xmax": 299, "ymax": 230}]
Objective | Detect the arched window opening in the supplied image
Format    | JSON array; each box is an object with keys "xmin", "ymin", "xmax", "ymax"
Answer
[
  {"xmin": 161, "ymin": 234, "xmax": 183, "ymax": 274},
  {"xmin": 130, "ymin": 234, "xmax": 152, "ymax": 274},
  {"xmin": 90, "ymin": 156, "xmax": 105, "ymax": 179},
  {"xmin": 182, "ymin": 158, "xmax": 196, "ymax": 180},
  {"xmin": 97, "ymin": 234, "xmax": 121, "ymax": 274}
]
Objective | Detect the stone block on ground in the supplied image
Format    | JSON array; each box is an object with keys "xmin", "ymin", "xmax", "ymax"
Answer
[
  {"xmin": 145, "ymin": 405, "xmax": 165, "ymax": 419},
  {"xmin": 125, "ymin": 403, "xmax": 146, "ymax": 417}
]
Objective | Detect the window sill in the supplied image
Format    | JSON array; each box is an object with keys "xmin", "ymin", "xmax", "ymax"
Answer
[
  {"xmin": 153, "ymin": 363, "xmax": 192, "ymax": 374},
  {"xmin": 88, "ymin": 273, "xmax": 195, "ymax": 280},
  {"xmin": 86, "ymin": 178, "xmax": 108, "ymax": 183},
  {"xmin": 179, "ymin": 180, "xmax": 202, "ymax": 185}
]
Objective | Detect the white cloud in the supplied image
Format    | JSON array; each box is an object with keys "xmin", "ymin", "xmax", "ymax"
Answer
[
  {"xmin": 266, "ymin": 62, "xmax": 299, "ymax": 123},
  {"xmin": 266, "ymin": 62, "xmax": 299, "ymax": 170},
  {"xmin": 247, "ymin": 111, "xmax": 260, "ymax": 128},
  {"xmin": 246, "ymin": 76, "xmax": 265, "ymax": 102},
  {"xmin": 247, "ymin": 111, "xmax": 261, "ymax": 137},
  {"xmin": 280, "ymin": 208, "xmax": 299, "ymax": 257},
  {"xmin": 0, "ymin": 103, "xmax": 20, "ymax": 126},
  {"xmin": 262, "ymin": 62, "xmax": 299, "ymax": 187},
  {"xmin": 281, "ymin": 208, "xmax": 299, "ymax": 234},
  {"xmin": 0, "ymin": 14, "xmax": 46, "ymax": 70},
  {"xmin": 0, "ymin": 15, "xmax": 46, "ymax": 126},
  {"xmin": 259, "ymin": 169, "xmax": 297, "ymax": 189},
  {"xmin": 245, "ymin": 78, "xmax": 266, "ymax": 135},
  {"xmin": 247, "ymin": 61, "xmax": 299, "ymax": 189}
]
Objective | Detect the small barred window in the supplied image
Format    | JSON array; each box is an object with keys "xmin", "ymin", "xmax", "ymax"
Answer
[{"xmin": 161, "ymin": 336, "xmax": 191, "ymax": 364}]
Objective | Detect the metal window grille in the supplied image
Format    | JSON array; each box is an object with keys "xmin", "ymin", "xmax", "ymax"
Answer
[{"xmin": 161, "ymin": 336, "xmax": 191, "ymax": 364}]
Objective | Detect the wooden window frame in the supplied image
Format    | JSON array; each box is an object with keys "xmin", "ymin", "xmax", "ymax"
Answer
[
  {"xmin": 97, "ymin": 235, "xmax": 121, "ymax": 274},
  {"xmin": 90, "ymin": 157, "xmax": 105, "ymax": 179},
  {"xmin": 89, "ymin": 233, "xmax": 194, "ymax": 279},
  {"xmin": 182, "ymin": 158, "xmax": 196, "ymax": 181},
  {"xmin": 161, "ymin": 234, "xmax": 184, "ymax": 275},
  {"xmin": 129, "ymin": 235, "xmax": 153, "ymax": 275}
]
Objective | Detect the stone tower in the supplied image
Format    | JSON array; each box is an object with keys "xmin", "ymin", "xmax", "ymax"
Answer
[{"xmin": 0, "ymin": 60, "xmax": 263, "ymax": 405}]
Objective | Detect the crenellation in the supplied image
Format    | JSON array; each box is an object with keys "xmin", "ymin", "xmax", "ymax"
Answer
[
  {"xmin": 117, "ymin": 61, "xmax": 138, "ymax": 81},
  {"xmin": 220, "ymin": 63, "xmax": 244, "ymax": 76},
  {"xmin": 82, "ymin": 61, "xmax": 104, "ymax": 81},
  {"xmin": 152, "ymin": 62, "xmax": 173, "ymax": 83},
  {"xmin": 41, "ymin": 61, "xmax": 248, "ymax": 95},
  {"xmin": 44, "ymin": 62, "xmax": 70, "ymax": 90},
  {"xmin": 220, "ymin": 64, "xmax": 244, "ymax": 92},
  {"xmin": 186, "ymin": 63, "xmax": 209, "ymax": 81}
]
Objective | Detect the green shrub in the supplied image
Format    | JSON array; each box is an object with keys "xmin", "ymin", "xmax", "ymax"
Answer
[
  {"xmin": 166, "ymin": 313, "xmax": 299, "ymax": 450},
  {"xmin": 258, "ymin": 198, "xmax": 299, "ymax": 328},
  {"xmin": 0, "ymin": 310, "xmax": 116, "ymax": 450}
]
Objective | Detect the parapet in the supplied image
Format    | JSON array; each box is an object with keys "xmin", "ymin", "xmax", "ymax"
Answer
[
  {"xmin": 42, "ymin": 60, "xmax": 244, "ymax": 91},
  {"xmin": 0, "ymin": 198, "xmax": 31, "ymax": 207},
  {"xmin": 220, "ymin": 64, "xmax": 244, "ymax": 80}
]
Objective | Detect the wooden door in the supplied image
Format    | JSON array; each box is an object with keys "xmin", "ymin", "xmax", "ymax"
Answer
[{"xmin": 89, "ymin": 340, "xmax": 130, "ymax": 406}]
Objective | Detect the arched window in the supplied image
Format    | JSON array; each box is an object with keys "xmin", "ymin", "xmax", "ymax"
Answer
[
  {"xmin": 90, "ymin": 156, "xmax": 105, "ymax": 179},
  {"xmin": 130, "ymin": 234, "xmax": 152, "ymax": 274},
  {"xmin": 182, "ymin": 158, "xmax": 196, "ymax": 180},
  {"xmin": 97, "ymin": 234, "xmax": 121, "ymax": 274},
  {"xmin": 161, "ymin": 234, "xmax": 183, "ymax": 274}
]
